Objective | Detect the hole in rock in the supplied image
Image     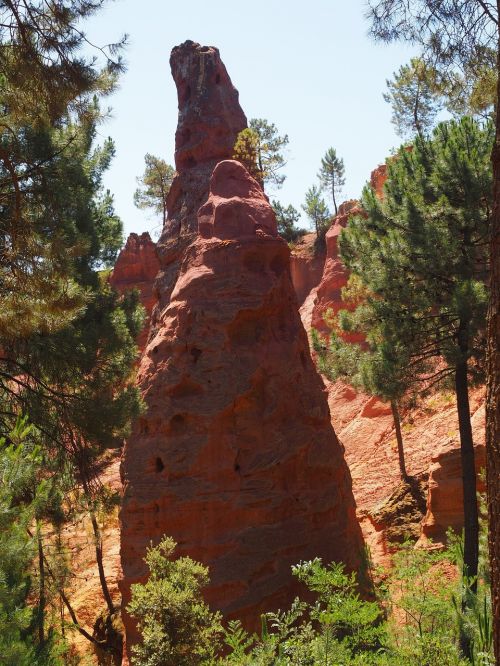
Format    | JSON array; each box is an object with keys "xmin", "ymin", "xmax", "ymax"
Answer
[
  {"xmin": 190, "ymin": 347, "xmax": 202, "ymax": 363},
  {"xmin": 180, "ymin": 128, "xmax": 191, "ymax": 146},
  {"xmin": 234, "ymin": 463, "xmax": 241, "ymax": 473},
  {"xmin": 243, "ymin": 251, "xmax": 265, "ymax": 273},
  {"xmin": 155, "ymin": 457, "xmax": 165, "ymax": 473},
  {"xmin": 168, "ymin": 377, "xmax": 204, "ymax": 399},
  {"xmin": 215, "ymin": 73, "xmax": 221, "ymax": 84},
  {"xmin": 170, "ymin": 414, "xmax": 186, "ymax": 433},
  {"xmin": 270, "ymin": 253, "xmax": 287, "ymax": 277},
  {"xmin": 152, "ymin": 345, "xmax": 159, "ymax": 354},
  {"xmin": 186, "ymin": 155, "xmax": 197, "ymax": 168}
]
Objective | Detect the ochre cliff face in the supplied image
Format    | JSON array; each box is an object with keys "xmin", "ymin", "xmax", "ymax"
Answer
[
  {"xmin": 289, "ymin": 233, "xmax": 326, "ymax": 306},
  {"xmin": 310, "ymin": 200, "xmax": 364, "ymax": 340},
  {"xmin": 419, "ymin": 404, "xmax": 485, "ymax": 546},
  {"xmin": 109, "ymin": 232, "xmax": 160, "ymax": 351},
  {"xmin": 120, "ymin": 160, "xmax": 363, "ymax": 655},
  {"xmin": 154, "ymin": 40, "xmax": 247, "ymax": 312}
]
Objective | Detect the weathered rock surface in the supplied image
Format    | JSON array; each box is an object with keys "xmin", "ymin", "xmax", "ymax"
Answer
[
  {"xmin": 289, "ymin": 233, "xmax": 326, "ymax": 306},
  {"xmin": 120, "ymin": 160, "xmax": 363, "ymax": 656},
  {"xmin": 419, "ymin": 405, "xmax": 486, "ymax": 546},
  {"xmin": 154, "ymin": 40, "xmax": 247, "ymax": 312},
  {"xmin": 328, "ymin": 384, "xmax": 485, "ymax": 565},
  {"xmin": 110, "ymin": 232, "xmax": 160, "ymax": 351},
  {"xmin": 370, "ymin": 163, "xmax": 387, "ymax": 199}
]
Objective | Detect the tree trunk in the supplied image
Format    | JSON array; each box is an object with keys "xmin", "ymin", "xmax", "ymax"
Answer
[
  {"xmin": 391, "ymin": 400, "xmax": 409, "ymax": 481},
  {"xmin": 90, "ymin": 512, "xmax": 115, "ymax": 616},
  {"xmin": 454, "ymin": 350, "xmax": 479, "ymax": 592},
  {"xmin": 487, "ymin": 15, "xmax": 500, "ymax": 661},
  {"xmin": 332, "ymin": 178, "xmax": 338, "ymax": 216},
  {"xmin": 37, "ymin": 523, "xmax": 45, "ymax": 646}
]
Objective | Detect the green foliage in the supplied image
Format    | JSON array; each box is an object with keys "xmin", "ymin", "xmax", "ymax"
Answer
[
  {"xmin": 134, "ymin": 153, "xmax": 175, "ymax": 230},
  {"xmin": 127, "ymin": 537, "xmax": 222, "ymax": 666},
  {"xmin": 233, "ymin": 118, "xmax": 289, "ymax": 190},
  {"xmin": 271, "ymin": 200, "xmax": 306, "ymax": 242},
  {"xmin": 339, "ymin": 116, "xmax": 492, "ymax": 388},
  {"xmin": 302, "ymin": 185, "xmax": 331, "ymax": 242},
  {"xmin": 0, "ymin": 1, "xmax": 126, "ymax": 340},
  {"xmin": 384, "ymin": 58, "xmax": 443, "ymax": 138},
  {"xmin": 0, "ymin": 417, "xmax": 70, "ymax": 664},
  {"xmin": 293, "ymin": 558, "xmax": 385, "ymax": 654},
  {"xmin": 131, "ymin": 533, "xmax": 494, "ymax": 665},
  {"xmin": 0, "ymin": 2, "xmax": 141, "ymax": 658},
  {"xmin": 318, "ymin": 147, "xmax": 346, "ymax": 215},
  {"xmin": 0, "ymin": 0, "xmax": 126, "ymax": 126},
  {"xmin": 384, "ymin": 53, "xmax": 496, "ymax": 140}
]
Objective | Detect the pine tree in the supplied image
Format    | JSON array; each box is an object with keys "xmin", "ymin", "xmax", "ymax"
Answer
[
  {"xmin": 366, "ymin": 4, "xmax": 500, "ymax": 653},
  {"xmin": 0, "ymin": 2, "xmax": 142, "ymax": 655},
  {"xmin": 384, "ymin": 58, "xmax": 443, "ymax": 138},
  {"xmin": 302, "ymin": 185, "xmax": 330, "ymax": 242},
  {"xmin": 271, "ymin": 200, "xmax": 305, "ymax": 242},
  {"xmin": 318, "ymin": 147, "xmax": 345, "ymax": 215},
  {"xmin": 233, "ymin": 118, "xmax": 288, "ymax": 190},
  {"xmin": 134, "ymin": 153, "xmax": 175, "ymax": 231},
  {"xmin": 313, "ymin": 295, "xmax": 413, "ymax": 482},
  {"xmin": 339, "ymin": 117, "xmax": 492, "ymax": 604}
]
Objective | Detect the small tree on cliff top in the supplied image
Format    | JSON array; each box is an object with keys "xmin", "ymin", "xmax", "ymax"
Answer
[
  {"xmin": 271, "ymin": 200, "xmax": 306, "ymax": 243},
  {"xmin": 318, "ymin": 147, "xmax": 345, "ymax": 216},
  {"xmin": 302, "ymin": 185, "xmax": 330, "ymax": 242},
  {"xmin": 134, "ymin": 153, "xmax": 175, "ymax": 230},
  {"xmin": 233, "ymin": 118, "xmax": 289, "ymax": 190}
]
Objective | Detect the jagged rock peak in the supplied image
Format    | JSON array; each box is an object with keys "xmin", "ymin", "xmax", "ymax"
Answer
[
  {"xmin": 155, "ymin": 41, "xmax": 247, "ymax": 309},
  {"xmin": 170, "ymin": 40, "xmax": 247, "ymax": 172}
]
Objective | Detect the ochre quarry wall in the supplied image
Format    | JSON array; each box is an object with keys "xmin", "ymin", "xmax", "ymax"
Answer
[
  {"xmin": 289, "ymin": 232, "xmax": 326, "ymax": 306},
  {"xmin": 310, "ymin": 200, "xmax": 364, "ymax": 340},
  {"xmin": 109, "ymin": 232, "xmax": 160, "ymax": 351},
  {"xmin": 119, "ymin": 159, "xmax": 363, "ymax": 657}
]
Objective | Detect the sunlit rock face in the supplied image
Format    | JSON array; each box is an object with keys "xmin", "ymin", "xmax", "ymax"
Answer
[{"xmin": 119, "ymin": 159, "xmax": 363, "ymax": 657}]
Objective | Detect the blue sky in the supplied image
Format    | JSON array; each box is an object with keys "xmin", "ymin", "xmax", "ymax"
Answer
[{"xmin": 86, "ymin": 0, "xmax": 416, "ymax": 239}]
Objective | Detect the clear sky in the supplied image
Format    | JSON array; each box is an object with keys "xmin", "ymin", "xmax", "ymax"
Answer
[{"xmin": 86, "ymin": 0, "xmax": 416, "ymax": 239}]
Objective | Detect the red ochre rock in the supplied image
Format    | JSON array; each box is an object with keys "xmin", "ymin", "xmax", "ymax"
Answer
[
  {"xmin": 311, "ymin": 200, "xmax": 364, "ymax": 340},
  {"xmin": 120, "ymin": 160, "xmax": 363, "ymax": 656},
  {"xmin": 370, "ymin": 163, "xmax": 387, "ymax": 199},
  {"xmin": 154, "ymin": 40, "xmax": 247, "ymax": 312},
  {"xmin": 419, "ymin": 405, "xmax": 486, "ymax": 547},
  {"xmin": 309, "ymin": 164, "xmax": 388, "ymax": 339},
  {"xmin": 289, "ymin": 233, "xmax": 326, "ymax": 306},
  {"xmin": 109, "ymin": 232, "xmax": 160, "ymax": 351}
]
